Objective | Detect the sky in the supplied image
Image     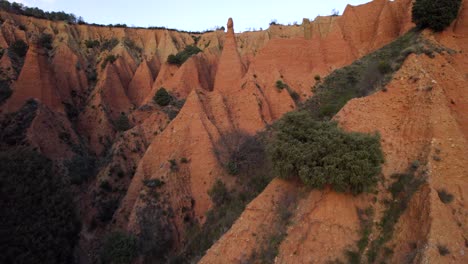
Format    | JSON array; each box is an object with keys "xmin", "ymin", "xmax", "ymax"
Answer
[{"xmin": 13, "ymin": 0, "xmax": 371, "ymax": 32}]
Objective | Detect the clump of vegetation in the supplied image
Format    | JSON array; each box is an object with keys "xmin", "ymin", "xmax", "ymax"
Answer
[
  {"xmin": 136, "ymin": 205, "xmax": 174, "ymax": 262},
  {"xmin": 275, "ymin": 80, "xmax": 299, "ymax": 102},
  {"xmin": 0, "ymin": 1, "xmax": 80, "ymax": 23},
  {"xmin": 101, "ymin": 38, "xmax": 119, "ymax": 52},
  {"xmin": 267, "ymin": 111, "xmax": 384, "ymax": 194},
  {"xmin": 143, "ymin": 179, "xmax": 165, "ymax": 188},
  {"xmin": 8, "ymin": 39, "xmax": 28, "ymax": 57},
  {"xmin": 86, "ymin": 67, "xmax": 98, "ymax": 82},
  {"xmin": 101, "ymin": 231, "xmax": 138, "ymax": 264},
  {"xmin": 172, "ymin": 132, "xmax": 272, "ymax": 263},
  {"xmin": 412, "ymin": 0, "xmax": 462, "ymax": 32},
  {"xmin": 123, "ymin": 38, "xmax": 142, "ymax": 53},
  {"xmin": 252, "ymin": 193, "xmax": 297, "ymax": 263},
  {"xmin": 180, "ymin": 157, "xmax": 189, "ymax": 163},
  {"xmin": 0, "ymin": 80, "xmax": 12, "ymax": 105},
  {"xmin": 345, "ymin": 207, "xmax": 375, "ymax": 264},
  {"xmin": 153, "ymin": 87, "xmax": 172, "ymax": 106},
  {"xmin": 437, "ymin": 189, "xmax": 454, "ymax": 204},
  {"xmin": 65, "ymin": 154, "xmax": 96, "ymax": 184},
  {"xmin": 38, "ymin": 33, "xmax": 53, "ymax": 50},
  {"xmin": 314, "ymin": 74, "xmax": 321, "ymax": 81},
  {"xmin": 114, "ymin": 112, "xmax": 131, "ymax": 131},
  {"xmin": 101, "ymin": 54, "xmax": 118, "ymax": 69},
  {"xmin": 226, "ymin": 161, "xmax": 239, "ymax": 175},
  {"xmin": 167, "ymin": 45, "xmax": 202, "ymax": 66},
  {"xmin": 437, "ymin": 244, "xmax": 450, "ymax": 256},
  {"xmin": 97, "ymin": 198, "xmax": 119, "ymax": 223},
  {"xmin": 303, "ymin": 30, "xmax": 424, "ymax": 120},
  {"xmin": 0, "ymin": 99, "xmax": 38, "ymax": 146},
  {"xmin": 85, "ymin": 39, "xmax": 100, "ymax": 49},
  {"xmin": 208, "ymin": 179, "xmax": 230, "ymax": 206},
  {"xmin": 367, "ymin": 170, "xmax": 426, "ymax": 262},
  {"xmin": 169, "ymin": 159, "xmax": 178, "ymax": 171},
  {"xmin": 0, "ymin": 147, "xmax": 81, "ymax": 264},
  {"xmin": 276, "ymin": 80, "xmax": 287, "ymax": 90}
]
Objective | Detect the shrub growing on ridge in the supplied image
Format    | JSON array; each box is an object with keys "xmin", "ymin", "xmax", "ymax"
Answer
[
  {"xmin": 167, "ymin": 45, "xmax": 202, "ymax": 66},
  {"xmin": 412, "ymin": 0, "xmax": 462, "ymax": 32},
  {"xmin": 153, "ymin": 87, "xmax": 172, "ymax": 106},
  {"xmin": 267, "ymin": 111, "xmax": 384, "ymax": 194}
]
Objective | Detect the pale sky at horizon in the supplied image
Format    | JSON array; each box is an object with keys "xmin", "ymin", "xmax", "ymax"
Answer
[{"xmin": 12, "ymin": 0, "xmax": 371, "ymax": 32}]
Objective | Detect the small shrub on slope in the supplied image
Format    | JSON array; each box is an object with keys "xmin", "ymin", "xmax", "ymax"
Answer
[{"xmin": 153, "ymin": 87, "xmax": 172, "ymax": 106}]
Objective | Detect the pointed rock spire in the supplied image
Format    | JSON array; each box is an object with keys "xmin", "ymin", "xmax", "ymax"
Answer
[{"xmin": 213, "ymin": 18, "xmax": 246, "ymax": 92}]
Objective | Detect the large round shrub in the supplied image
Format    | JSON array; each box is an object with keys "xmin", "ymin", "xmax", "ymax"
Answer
[
  {"xmin": 412, "ymin": 0, "xmax": 462, "ymax": 32},
  {"xmin": 267, "ymin": 111, "xmax": 384, "ymax": 194}
]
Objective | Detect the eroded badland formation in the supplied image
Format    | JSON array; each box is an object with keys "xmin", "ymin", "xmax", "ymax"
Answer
[{"xmin": 1, "ymin": 0, "xmax": 467, "ymax": 263}]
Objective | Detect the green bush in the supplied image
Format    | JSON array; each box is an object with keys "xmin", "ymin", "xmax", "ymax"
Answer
[
  {"xmin": 65, "ymin": 154, "xmax": 96, "ymax": 184},
  {"xmin": 0, "ymin": 80, "xmax": 12, "ymax": 105},
  {"xmin": 437, "ymin": 189, "xmax": 454, "ymax": 204},
  {"xmin": 169, "ymin": 159, "xmax": 178, "ymax": 171},
  {"xmin": 153, "ymin": 87, "xmax": 172, "ymax": 106},
  {"xmin": 0, "ymin": 147, "xmax": 81, "ymax": 264},
  {"xmin": 38, "ymin": 33, "xmax": 53, "ymax": 50},
  {"xmin": 226, "ymin": 161, "xmax": 239, "ymax": 175},
  {"xmin": 101, "ymin": 231, "xmax": 138, "ymax": 264},
  {"xmin": 267, "ymin": 111, "xmax": 384, "ymax": 194},
  {"xmin": 9, "ymin": 39, "xmax": 28, "ymax": 57},
  {"xmin": 101, "ymin": 38, "xmax": 119, "ymax": 51},
  {"xmin": 167, "ymin": 45, "xmax": 202, "ymax": 66},
  {"xmin": 302, "ymin": 30, "xmax": 421, "ymax": 120},
  {"xmin": 102, "ymin": 54, "xmax": 118, "ymax": 69},
  {"xmin": 437, "ymin": 244, "xmax": 450, "ymax": 256},
  {"xmin": 85, "ymin": 39, "xmax": 100, "ymax": 49},
  {"xmin": 378, "ymin": 60, "xmax": 392, "ymax": 74},
  {"xmin": 412, "ymin": 0, "xmax": 462, "ymax": 32},
  {"xmin": 275, "ymin": 80, "xmax": 287, "ymax": 90},
  {"xmin": 136, "ymin": 205, "xmax": 173, "ymax": 261},
  {"xmin": 208, "ymin": 179, "xmax": 230, "ymax": 206},
  {"xmin": 114, "ymin": 112, "xmax": 130, "ymax": 131}
]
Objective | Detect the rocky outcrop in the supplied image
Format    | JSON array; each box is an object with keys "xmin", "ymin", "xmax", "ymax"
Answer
[{"xmin": 213, "ymin": 18, "xmax": 246, "ymax": 93}]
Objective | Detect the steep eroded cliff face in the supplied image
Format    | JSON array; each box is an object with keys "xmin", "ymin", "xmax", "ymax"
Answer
[{"xmin": 3, "ymin": 0, "xmax": 466, "ymax": 263}]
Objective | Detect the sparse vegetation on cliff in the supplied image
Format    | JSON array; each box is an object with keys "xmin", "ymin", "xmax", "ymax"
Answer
[
  {"xmin": 0, "ymin": 80, "xmax": 12, "ymax": 105},
  {"xmin": 38, "ymin": 33, "xmax": 53, "ymax": 50},
  {"xmin": 267, "ymin": 111, "xmax": 384, "ymax": 194},
  {"xmin": 303, "ymin": 29, "xmax": 435, "ymax": 120},
  {"xmin": 101, "ymin": 38, "xmax": 119, "ymax": 52},
  {"xmin": 0, "ymin": 0, "xmax": 81, "ymax": 23},
  {"xmin": 85, "ymin": 39, "xmax": 100, "ymax": 49},
  {"xmin": 114, "ymin": 112, "xmax": 131, "ymax": 132},
  {"xmin": 101, "ymin": 54, "xmax": 118, "ymax": 69},
  {"xmin": 167, "ymin": 45, "xmax": 202, "ymax": 66},
  {"xmin": 8, "ymin": 39, "xmax": 28, "ymax": 57},
  {"xmin": 101, "ymin": 231, "xmax": 138, "ymax": 264},
  {"xmin": 412, "ymin": 0, "xmax": 462, "ymax": 32},
  {"xmin": 0, "ymin": 147, "xmax": 81, "ymax": 264}
]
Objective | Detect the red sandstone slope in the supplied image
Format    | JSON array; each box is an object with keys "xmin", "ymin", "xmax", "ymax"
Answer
[{"xmin": 200, "ymin": 2, "xmax": 468, "ymax": 264}]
